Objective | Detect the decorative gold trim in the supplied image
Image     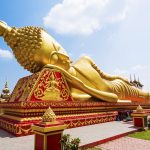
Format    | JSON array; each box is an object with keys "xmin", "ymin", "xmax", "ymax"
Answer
[
  {"xmin": 60, "ymin": 69, "xmax": 73, "ymax": 99},
  {"xmin": 34, "ymin": 131, "xmax": 45, "ymax": 136},
  {"xmin": 1, "ymin": 101, "xmax": 150, "ymax": 109},
  {"xmin": 34, "ymin": 133, "xmax": 36, "ymax": 150},
  {"xmin": 28, "ymin": 68, "xmax": 73, "ymax": 101},
  {"xmin": 32, "ymin": 124, "xmax": 67, "ymax": 133},
  {"xmin": 46, "ymin": 131, "xmax": 62, "ymax": 136},
  {"xmin": 4, "ymin": 108, "xmax": 46, "ymax": 113},
  {"xmin": 0, "ymin": 118, "xmax": 32, "ymax": 135},
  {"xmin": 131, "ymin": 113, "xmax": 148, "ymax": 117},
  {"xmin": 142, "ymin": 118, "xmax": 144, "ymax": 128},
  {"xmin": 34, "ymin": 131, "xmax": 62, "ymax": 136},
  {"xmin": 28, "ymin": 69, "xmax": 45, "ymax": 101},
  {"xmin": 1, "ymin": 111, "xmax": 117, "ymax": 122},
  {"xmin": 1, "ymin": 114, "xmax": 42, "ymax": 122},
  {"xmin": 3, "ymin": 105, "xmax": 138, "ymax": 113},
  {"xmin": 44, "ymin": 134, "xmax": 46, "ymax": 150}
]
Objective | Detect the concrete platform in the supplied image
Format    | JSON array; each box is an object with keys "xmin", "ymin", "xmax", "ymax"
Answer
[
  {"xmin": 0, "ymin": 121, "xmax": 138, "ymax": 150},
  {"xmin": 0, "ymin": 129, "xmax": 34, "ymax": 150},
  {"xmin": 64, "ymin": 121, "xmax": 139, "ymax": 148}
]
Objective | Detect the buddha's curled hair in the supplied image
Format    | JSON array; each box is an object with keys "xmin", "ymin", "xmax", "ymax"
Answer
[{"xmin": 3, "ymin": 26, "xmax": 44, "ymax": 73}]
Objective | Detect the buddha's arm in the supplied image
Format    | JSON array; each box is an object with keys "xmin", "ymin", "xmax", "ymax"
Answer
[
  {"xmin": 44, "ymin": 64, "xmax": 118, "ymax": 102},
  {"xmin": 85, "ymin": 56, "xmax": 131, "ymax": 85}
]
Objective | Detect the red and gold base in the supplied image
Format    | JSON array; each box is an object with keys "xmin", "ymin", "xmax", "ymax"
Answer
[
  {"xmin": 1, "ymin": 68, "xmax": 150, "ymax": 136},
  {"xmin": 0, "ymin": 116, "xmax": 33, "ymax": 136},
  {"xmin": 0, "ymin": 111, "xmax": 117, "ymax": 136},
  {"xmin": 131, "ymin": 111, "xmax": 149, "ymax": 128},
  {"xmin": 32, "ymin": 121, "xmax": 67, "ymax": 150}
]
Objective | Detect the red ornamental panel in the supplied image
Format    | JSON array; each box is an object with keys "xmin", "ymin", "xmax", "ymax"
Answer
[{"xmin": 9, "ymin": 68, "xmax": 73, "ymax": 102}]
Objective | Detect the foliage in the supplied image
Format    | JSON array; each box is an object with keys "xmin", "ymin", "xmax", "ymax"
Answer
[
  {"xmin": 128, "ymin": 130, "xmax": 150, "ymax": 141},
  {"xmin": 148, "ymin": 117, "xmax": 150, "ymax": 129},
  {"xmin": 61, "ymin": 134, "xmax": 80, "ymax": 150}
]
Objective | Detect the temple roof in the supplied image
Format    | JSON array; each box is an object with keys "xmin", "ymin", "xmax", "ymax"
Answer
[{"xmin": 130, "ymin": 74, "xmax": 143, "ymax": 88}]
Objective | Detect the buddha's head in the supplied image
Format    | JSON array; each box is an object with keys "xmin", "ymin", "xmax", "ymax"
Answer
[
  {"xmin": 0, "ymin": 21, "xmax": 71, "ymax": 72},
  {"xmin": 33, "ymin": 30, "xmax": 71, "ymax": 71}
]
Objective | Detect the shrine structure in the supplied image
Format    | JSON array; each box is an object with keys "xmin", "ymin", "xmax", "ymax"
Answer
[{"xmin": 0, "ymin": 21, "xmax": 150, "ymax": 136}]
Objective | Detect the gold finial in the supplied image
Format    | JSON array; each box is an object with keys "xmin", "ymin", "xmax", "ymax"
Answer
[
  {"xmin": 42, "ymin": 107, "xmax": 56, "ymax": 124},
  {"xmin": 136, "ymin": 105, "xmax": 143, "ymax": 112},
  {"xmin": 0, "ymin": 20, "xmax": 11, "ymax": 36},
  {"xmin": 5, "ymin": 80, "xmax": 8, "ymax": 88}
]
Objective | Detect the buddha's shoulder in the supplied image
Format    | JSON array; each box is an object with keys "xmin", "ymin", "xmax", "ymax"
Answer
[
  {"xmin": 76, "ymin": 56, "xmax": 93, "ymax": 63},
  {"xmin": 68, "ymin": 56, "xmax": 92, "ymax": 76}
]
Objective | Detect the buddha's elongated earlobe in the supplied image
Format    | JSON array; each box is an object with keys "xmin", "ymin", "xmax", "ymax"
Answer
[{"xmin": 50, "ymin": 51, "xmax": 59, "ymax": 65}]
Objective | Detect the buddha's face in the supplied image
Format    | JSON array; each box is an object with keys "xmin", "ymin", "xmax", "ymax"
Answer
[
  {"xmin": 36, "ymin": 51, "xmax": 71, "ymax": 71},
  {"xmin": 50, "ymin": 52, "xmax": 71, "ymax": 70}
]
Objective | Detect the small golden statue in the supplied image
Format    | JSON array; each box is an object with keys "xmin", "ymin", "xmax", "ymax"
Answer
[
  {"xmin": 0, "ymin": 21, "xmax": 149, "ymax": 103},
  {"xmin": 38, "ymin": 72, "xmax": 62, "ymax": 101}
]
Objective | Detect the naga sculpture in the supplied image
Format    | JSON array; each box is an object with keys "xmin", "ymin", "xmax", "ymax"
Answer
[{"xmin": 0, "ymin": 20, "xmax": 149, "ymax": 103}]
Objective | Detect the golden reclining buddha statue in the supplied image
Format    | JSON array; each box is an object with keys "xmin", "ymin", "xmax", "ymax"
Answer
[{"xmin": 0, "ymin": 20, "xmax": 149, "ymax": 103}]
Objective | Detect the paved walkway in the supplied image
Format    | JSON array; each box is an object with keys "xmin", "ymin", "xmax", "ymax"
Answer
[
  {"xmin": 98, "ymin": 137, "xmax": 150, "ymax": 150},
  {"xmin": 0, "ymin": 129, "xmax": 34, "ymax": 150},
  {"xmin": 0, "ymin": 121, "xmax": 140, "ymax": 150},
  {"xmin": 64, "ymin": 121, "xmax": 138, "ymax": 146}
]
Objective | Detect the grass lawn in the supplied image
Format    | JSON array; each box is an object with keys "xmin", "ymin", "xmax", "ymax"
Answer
[{"xmin": 128, "ymin": 130, "xmax": 150, "ymax": 140}]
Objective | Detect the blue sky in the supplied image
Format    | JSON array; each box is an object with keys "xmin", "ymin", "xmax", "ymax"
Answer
[{"xmin": 1, "ymin": 0, "xmax": 150, "ymax": 93}]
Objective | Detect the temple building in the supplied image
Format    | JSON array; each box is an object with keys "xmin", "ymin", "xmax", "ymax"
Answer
[
  {"xmin": 0, "ymin": 81, "xmax": 11, "ymax": 102},
  {"xmin": 130, "ymin": 75, "xmax": 143, "ymax": 89}
]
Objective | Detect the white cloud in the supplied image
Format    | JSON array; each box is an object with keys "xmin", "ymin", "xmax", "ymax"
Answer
[
  {"xmin": 43, "ymin": 0, "xmax": 129, "ymax": 35},
  {"xmin": 113, "ymin": 65, "xmax": 150, "ymax": 91},
  {"xmin": 79, "ymin": 52, "xmax": 93, "ymax": 58},
  {"xmin": 113, "ymin": 65, "xmax": 148, "ymax": 76},
  {"xmin": 132, "ymin": 65, "xmax": 148, "ymax": 71},
  {"xmin": 0, "ymin": 49, "xmax": 13, "ymax": 59},
  {"xmin": 113, "ymin": 68, "xmax": 129, "ymax": 78}
]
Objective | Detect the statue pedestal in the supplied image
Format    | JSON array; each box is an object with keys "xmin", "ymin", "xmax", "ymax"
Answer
[
  {"xmin": 32, "ymin": 121, "xmax": 67, "ymax": 150},
  {"xmin": 0, "ymin": 67, "xmax": 150, "ymax": 136},
  {"xmin": 131, "ymin": 111, "xmax": 148, "ymax": 128}
]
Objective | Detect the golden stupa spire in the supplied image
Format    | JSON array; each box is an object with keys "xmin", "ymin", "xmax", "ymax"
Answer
[
  {"xmin": 136, "ymin": 105, "xmax": 143, "ymax": 112},
  {"xmin": 1, "ymin": 80, "xmax": 10, "ymax": 100},
  {"xmin": 42, "ymin": 107, "xmax": 56, "ymax": 124},
  {"xmin": 4, "ymin": 76, "xmax": 8, "ymax": 87}
]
